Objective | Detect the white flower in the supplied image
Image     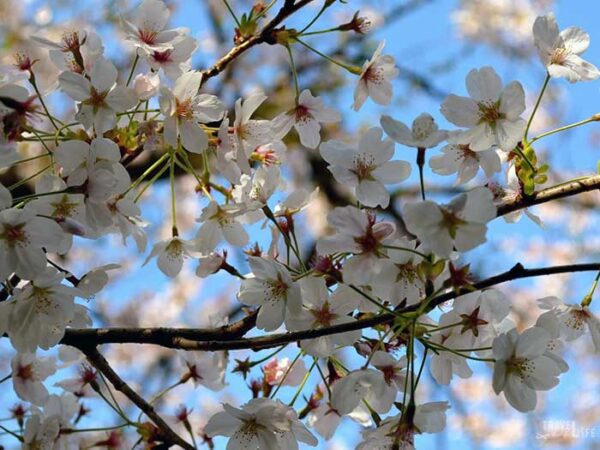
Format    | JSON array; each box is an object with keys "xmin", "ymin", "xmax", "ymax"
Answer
[
  {"xmin": 492, "ymin": 327, "xmax": 566, "ymax": 412},
  {"xmin": 353, "ymin": 41, "xmax": 398, "ymax": 111},
  {"xmin": 232, "ymin": 92, "xmax": 274, "ymax": 174},
  {"xmin": 204, "ymin": 398, "xmax": 317, "ymax": 449},
  {"xmin": 538, "ymin": 296, "xmax": 600, "ymax": 352},
  {"xmin": 286, "ymin": 277, "xmax": 361, "ymax": 357},
  {"xmin": 331, "ymin": 369, "xmax": 396, "ymax": 415},
  {"xmin": 22, "ymin": 414, "xmax": 60, "ymax": 450},
  {"xmin": 444, "ymin": 288, "xmax": 511, "ymax": 349},
  {"xmin": 307, "ymin": 402, "xmax": 372, "ymax": 440},
  {"xmin": 144, "ymin": 35, "xmax": 198, "ymax": 79},
  {"xmin": 320, "ymin": 127, "xmax": 411, "ymax": 208},
  {"xmin": 316, "ymin": 206, "xmax": 395, "ymax": 285},
  {"xmin": 371, "ymin": 351, "xmax": 408, "ymax": 391},
  {"xmin": 263, "ymin": 357, "xmax": 307, "ymax": 386},
  {"xmin": 58, "ymin": 57, "xmax": 137, "ymax": 133},
  {"xmin": 133, "ymin": 72, "xmax": 160, "ymax": 100},
  {"xmin": 231, "ymin": 166, "xmax": 281, "ymax": 223},
  {"xmin": 160, "ymin": 71, "xmax": 224, "ymax": 153},
  {"xmin": 441, "ymin": 66, "xmax": 526, "ymax": 151},
  {"xmin": 272, "ymin": 89, "xmax": 340, "ymax": 148},
  {"xmin": 533, "ymin": 14, "xmax": 600, "ymax": 82},
  {"xmin": 46, "ymin": 30, "xmax": 104, "ymax": 74},
  {"xmin": 143, "ymin": 236, "xmax": 200, "ymax": 278},
  {"xmin": 0, "ymin": 207, "xmax": 64, "ymax": 281},
  {"xmin": 0, "ymin": 267, "xmax": 85, "ymax": 352},
  {"xmin": 196, "ymin": 201, "xmax": 248, "ymax": 254},
  {"xmin": 11, "ymin": 353, "xmax": 57, "ymax": 405},
  {"xmin": 76, "ymin": 263, "xmax": 121, "ymax": 298},
  {"xmin": 237, "ymin": 256, "xmax": 301, "ymax": 331},
  {"xmin": 373, "ymin": 237, "xmax": 425, "ymax": 307},
  {"xmin": 180, "ymin": 351, "xmax": 227, "ymax": 391},
  {"xmin": 429, "ymin": 132, "xmax": 502, "ymax": 185},
  {"xmin": 403, "ymin": 187, "xmax": 496, "ymax": 258},
  {"xmin": 380, "ymin": 113, "xmax": 447, "ymax": 149},
  {"xmin": 123, "ymin": 0, "xmax": 185, "ymax": 52},
  {"xmin": 491, "ymin": 165, "xmax": 543, "ymax": 226}
]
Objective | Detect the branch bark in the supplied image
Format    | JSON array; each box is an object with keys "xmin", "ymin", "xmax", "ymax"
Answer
[
  {"xmin": 199, "ymin": 0, "xmax": 316, "ymax": 86},
  {"xmin": 497, "ymin": 175, "xmax": 600, "ymax": 216},
  {"xmin": 63, "ymin": 262, "xmax": 600, "ymax": 351},
  {"xmin": 82, "ymin": 346, "xmax": 195, "ymax": 450}
]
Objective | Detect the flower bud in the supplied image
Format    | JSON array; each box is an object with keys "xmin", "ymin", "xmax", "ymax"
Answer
[{"xmin": 133, "ymin": 73, "xmax": 160, "ymax": 101}]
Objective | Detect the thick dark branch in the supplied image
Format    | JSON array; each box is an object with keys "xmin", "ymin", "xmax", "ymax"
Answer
[
  {"xmin": 63, "ymin": 262, "xmax": 600, "ymax": 351},
  {"xmin": 82, "ymin": 346, "xmax": 195, "ymax": 450},
  {"xmin": 199, "ymin": 0, "xmax": 315, "ymax": 86},
  {"xmin": 497, "ymin": 175, "xmax": 600, "ymax": 216}
]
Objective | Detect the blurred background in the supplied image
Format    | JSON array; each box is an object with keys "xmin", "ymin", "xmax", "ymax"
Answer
[{"xmin": 0, "ymin": 0, "xmax": 599, "ymax": 448}]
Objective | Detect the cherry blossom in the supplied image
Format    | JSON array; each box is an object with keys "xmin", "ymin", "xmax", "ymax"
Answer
[
  {"xmin": 331, "ymin": 368, "xmax": 396, "ymax": 415},
  {"xmin": 58, "ymin": 57, "xmax": 137, "ymax": 133},
  {"xmin": 160, "ymin": 71, "xmax": 224, "ymax": 153},
  {"xmin": 441, "ymin": 66, "xmax": 526, "ymax": 151},
  {"xmin": 492, "ymin": 327, "xmax": 566, "ymax": 412},
  {"xmin": 380, "ymin": 113, "xmax": 447, "ymax": 149},
  {"xmin": 0, "ymin": 267, "xmax": 87, "ymax": 352},
  {"xmin": 538, "ymin": 296, "xmax": 600, "ymax": 352},
  {"xmin": 180, "ymin": 351, "xmax": 227, "ymax": 391},
  {"xmin": 195, "ymin": 201, "xmax": 249, "ymax": 254},
  {"xmin": 533, "ymin": 14, "xmax": 600, "ymax": 82},
  {"xmin": 316, "ymin": 206, "xmax": 396, "ymax": 285},
  {"xmin": 0, "ymin": 206, "xmax": 65, "ymax": 281},
  {"xmin": 143, "ymin": 236, "xmax": 201, "ymax": 278},
  {"xmin": 403, "ymin": 187, "xmax": 496, "ymax": 258},
  {"xmin": 237, "ymin": 256, "xmax": 302, "ymax": 331},
  {"xmin": 204, "ymin": 398, "xmax": 317, "ymax": 449},
  {"xmin": 353, "ymin": 41, "xmax": 399, "ymax": 111},
  {"xmin": 320, "ymin": 126, "xmax": 411, "ymax": 208},
  {"xmin": 429, "ymin": 132, "xmax": 502, "ymax": 185},
  {"xmin": 272, "ymin": 89, "xmax": 340, "ymax": 149},
  {"xmin": 11, "ymin": 353, "xmax": 57, "ymax": 405},
  {"xmin": 123, "ymin": 0, "xmax": 185, "ymax": 52},
  {"xmin": 286, "ymin": 277, "xmax": 361, "ymax": 357}
]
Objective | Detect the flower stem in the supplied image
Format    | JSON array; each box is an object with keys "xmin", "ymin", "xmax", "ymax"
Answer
[
  {"xmin": 524, "ymin": 72, "xmax": 551, "ymax": 142},
  {"xmin": 530, "ymin": 114, "xmax": 599, "ymax": 145},
  {"xmin": 285, "ymin": 44, "xmax": 300, "ymax": 102},
  {"xmin": 126, "ymin": 54, "xmax": 139, "ymax": 87},
  {"xmin": 293, "ymin": 37, "xmax": 360, "ymax": 74},
  {"xmin": 222, "ymin": 0, "xmax": 241, "ymax": 28},
  {"xmin": 582, "ymin": 270, "xmax": 600, "ymax": 307}
]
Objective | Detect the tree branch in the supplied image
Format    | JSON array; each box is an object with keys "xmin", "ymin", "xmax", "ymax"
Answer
[
  {"xmin": 199, "ymin": 0, "xmax": 316, "ymax": 86},
  {"xmin": 81, "ymin": 346, "xmax": 195, "ymax": 450},
  {"xmin": 497, "ymin": 175, "xmax": 600, "ymax": 216},
  {"xmin": 63, "ymin": 262, "xmax": 600, "ymax": 351}
]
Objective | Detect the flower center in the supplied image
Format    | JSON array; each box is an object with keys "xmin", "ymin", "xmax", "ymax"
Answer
[
  {"xmin": 84, "ymin": 87, "xmax": 108, "ymax": 110},
  {"xmin": 311, "ymin": 302, "xmax": 336, "ymax": 326},
  {"xmin": 551, "ymin": 48, "xmax": 568, "ymax": 65},
  {"xmin": 175, "ymin": 98, "xmax": 194, "ymax": 119},
  {"xmin": 506, "ymin": 356, "xmax": 535, "ymax": 381},
  {"xmin": 352, "ymin": 154, "xmax": 375, "ymax": 181},
  {"xmin": 477, "ymin": 100, "xmax": 504, "ymax": 126},
  {"xmin": 1, "ymin": 223, "xmax": 28, "ymax": 247},
  {"xmin": 440, "ymin": 207, "xmax": 466, "ymax": 238},
  {"xmin": 16, "ymin": 362, "xmax": 34, "ymax": 381},
  {"xmin": 138, "ymin": 28, "xmax": 158, "ymax": 45},
  {"xmin": 152, "ymin": 49, "xmax": 173, "ymax": 64}
]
